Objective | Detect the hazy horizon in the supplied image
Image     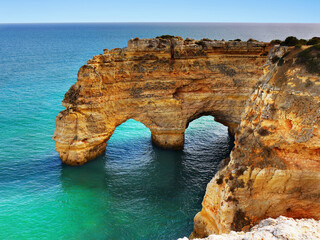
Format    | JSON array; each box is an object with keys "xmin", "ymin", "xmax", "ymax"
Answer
[{"xmin": 2, "ymin": 22, "xmax": 320, "ymax": 24}]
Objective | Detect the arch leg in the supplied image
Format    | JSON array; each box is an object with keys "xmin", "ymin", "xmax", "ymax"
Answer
[
  {"xmin": 56, "ymin": 142, "xmax": 107, "ymax": 166},
  {"xmin": 151, "ymin": 130, "xmax": 185, "ymax": 150}
]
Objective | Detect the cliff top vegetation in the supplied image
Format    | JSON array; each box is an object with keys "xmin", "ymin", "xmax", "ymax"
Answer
[{"xmin": 297, "ymin": 44, "xmax": 320, "ymax": 75}]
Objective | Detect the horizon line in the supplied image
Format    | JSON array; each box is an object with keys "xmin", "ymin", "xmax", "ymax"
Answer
[{"xmin": 1, "ymin": 21, "xmax": 320, "ymax": 25}]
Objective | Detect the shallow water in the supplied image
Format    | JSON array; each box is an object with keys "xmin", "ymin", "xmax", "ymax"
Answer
[{"xmin": 0, "ymin": 23, "xmax": 319, "ymax": 239}]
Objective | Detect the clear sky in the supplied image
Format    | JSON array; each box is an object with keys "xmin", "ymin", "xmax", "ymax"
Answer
[{"xmin": 1, "ymin": 0, "xmax": 319, "ymax": 23}]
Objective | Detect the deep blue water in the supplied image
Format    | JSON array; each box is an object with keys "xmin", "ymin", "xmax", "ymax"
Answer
[{"xmin": 0, "ymin": 23, "xmax": 319, "ymax": 239}]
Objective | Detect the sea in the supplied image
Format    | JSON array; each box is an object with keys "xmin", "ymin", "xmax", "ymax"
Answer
[{"xmin": 0, "ymin": 23, "xmax": 319, "ymax": 240}]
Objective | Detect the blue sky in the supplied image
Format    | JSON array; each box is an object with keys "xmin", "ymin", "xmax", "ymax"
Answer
[{"xmin": 1, "ymin": 0, "xmax": 319, "ymax": 23}]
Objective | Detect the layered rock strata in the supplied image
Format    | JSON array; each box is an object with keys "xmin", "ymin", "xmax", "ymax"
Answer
[
  {"xmin": 53, "ymin": 38, "xmax": 271, "ymax": 165},
  {"xmin": 191, "ymin": 45, "xmax": 320, "ymax": 237}
]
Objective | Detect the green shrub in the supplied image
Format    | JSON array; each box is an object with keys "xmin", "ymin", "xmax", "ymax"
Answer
[
  {"xmin": 281, "ymin": 36, "xmax": 299, "ymax": 46},
  {"xmin": 156, "ymin": 35, "xmax": 182, "ymax": 39},
  {"xmin": 297, "ymin": 44, "xmax": 320, "ymax": 75},
  {"xmin": 279, "ymin": 37, "xmax": 309, "ymax": 47},
  {"xmin": 233, "ymin": 39, "xmax": 241, "ymax": 42},
  {"xmin": 195, "ymin": 40, "xmax": 206, "ymax": 47},
  {"xmin": 185, "ymin": 38, "xmax": 194, "ymax": 42},
  {"xmin": 271, "ymin": 37, "xmax": 320, "ymax": 47},
  {"xmin": 307, "ymin": 37, "xmax": 320, "ymax": 45},
  {"xmin": 298, "ymin": 39, "xmax": 308, "ymax": 45},
  {"xmin": 195, "ymin": 38, "xmax": 212, "ymax": 47},
  {"xmin": 314, "ymin": 44, "xmax": 320, "ymax": 50},
  {"xmin": 270, "ymin": 39, "xmax": 282, "ymax": 45},
  {"xmin": 247, "ymin": 38, "xmax": 259, "ymax": 42}
]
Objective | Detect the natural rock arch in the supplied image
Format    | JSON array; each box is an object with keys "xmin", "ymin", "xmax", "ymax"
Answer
[
  {"xmin": 53, "ymin": 37, "xmax": 271, "ymax": 165},
  {"xmin": 53, "ymin": 38, "xmax": 320, "ymax": 240}
]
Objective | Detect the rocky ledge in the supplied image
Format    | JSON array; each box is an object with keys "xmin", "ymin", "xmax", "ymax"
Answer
[
  {"xmin": 180, "ymin": 216, "xmax": 320, "ymax": 240},
  {"xmin": 191, "ymin": 44, "xmax": 320, "ymax": 237}
]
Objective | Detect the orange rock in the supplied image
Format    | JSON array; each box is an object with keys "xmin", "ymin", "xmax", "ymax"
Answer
[
  {"xmin": 53, "ymin": 38, "xmax": 270, "ymax": 165},
  {"xmin": 192, "ymin": 46, "xmax": 320, "ymax": 238}
]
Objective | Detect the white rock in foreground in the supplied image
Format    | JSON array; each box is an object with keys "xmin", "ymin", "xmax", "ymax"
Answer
[{"xmin": 179, "ymin": 216, "xmax": 320, "ymax": 240}]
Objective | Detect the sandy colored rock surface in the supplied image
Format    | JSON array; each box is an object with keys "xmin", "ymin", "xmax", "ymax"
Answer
[
  {"xmin": 53, "ymin": 38, "xmax": 270, "ymax": 165},
  {"xmin": 192, "ymin": 45, "xmax": 320, "ymax": 237}
]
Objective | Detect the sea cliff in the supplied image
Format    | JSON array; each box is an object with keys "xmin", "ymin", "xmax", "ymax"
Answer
[
  {"xmin": 53, "ymin": 37, "xmax": 320, "ymax": 237},
  {"xmin": 191, "ymin": 44, "xmax": 320, "ymax": 237}
]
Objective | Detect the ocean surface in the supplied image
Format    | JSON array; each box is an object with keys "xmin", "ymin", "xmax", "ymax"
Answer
[{"xmin": 0, "ymin": 23, "xmax": 319, "ymax": 240}]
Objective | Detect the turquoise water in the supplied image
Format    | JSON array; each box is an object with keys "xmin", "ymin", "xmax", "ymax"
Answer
[{"xmin": 0, "ymin": 23, "xmax": 319, "ymax": 239}]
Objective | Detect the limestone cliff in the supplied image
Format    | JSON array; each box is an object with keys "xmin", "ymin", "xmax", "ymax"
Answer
[
  {"xmin": 53, "ymin": 37, "xmax": 270, "ymax": 165},
  {"xmin": 191, "ymin": 45, "xmax": 320, "ymax": 237}
]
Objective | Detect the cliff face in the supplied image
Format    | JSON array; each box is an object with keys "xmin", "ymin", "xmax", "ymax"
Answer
[
  {"xmin": 192, "ymin": 45, "xmax": 320, "ymax": 237},
  {"xmin": 53, "ymin": 38, "xmax": 270, "ymax": 165}
]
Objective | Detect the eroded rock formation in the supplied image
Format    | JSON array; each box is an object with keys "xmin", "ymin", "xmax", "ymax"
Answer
[
  {"xmin": 191, "ymin": 45, "xmax": 320, "ymax": 237},
  {"xmin": 54, "ymin": 38, "xmax": 320, "ymax": 238},
  {"xmin": 53, "ymin": 38, "xmax": 271, "ymax": 165}
]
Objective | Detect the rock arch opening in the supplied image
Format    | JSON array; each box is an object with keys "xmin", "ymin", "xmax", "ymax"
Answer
[
  {"xmin": 184, "ymin": 115, "xmax": 234, "ymax": 161},
  {"xmin": 107, "ymin": 119, "xmax": 152, "ymax": 153}
]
